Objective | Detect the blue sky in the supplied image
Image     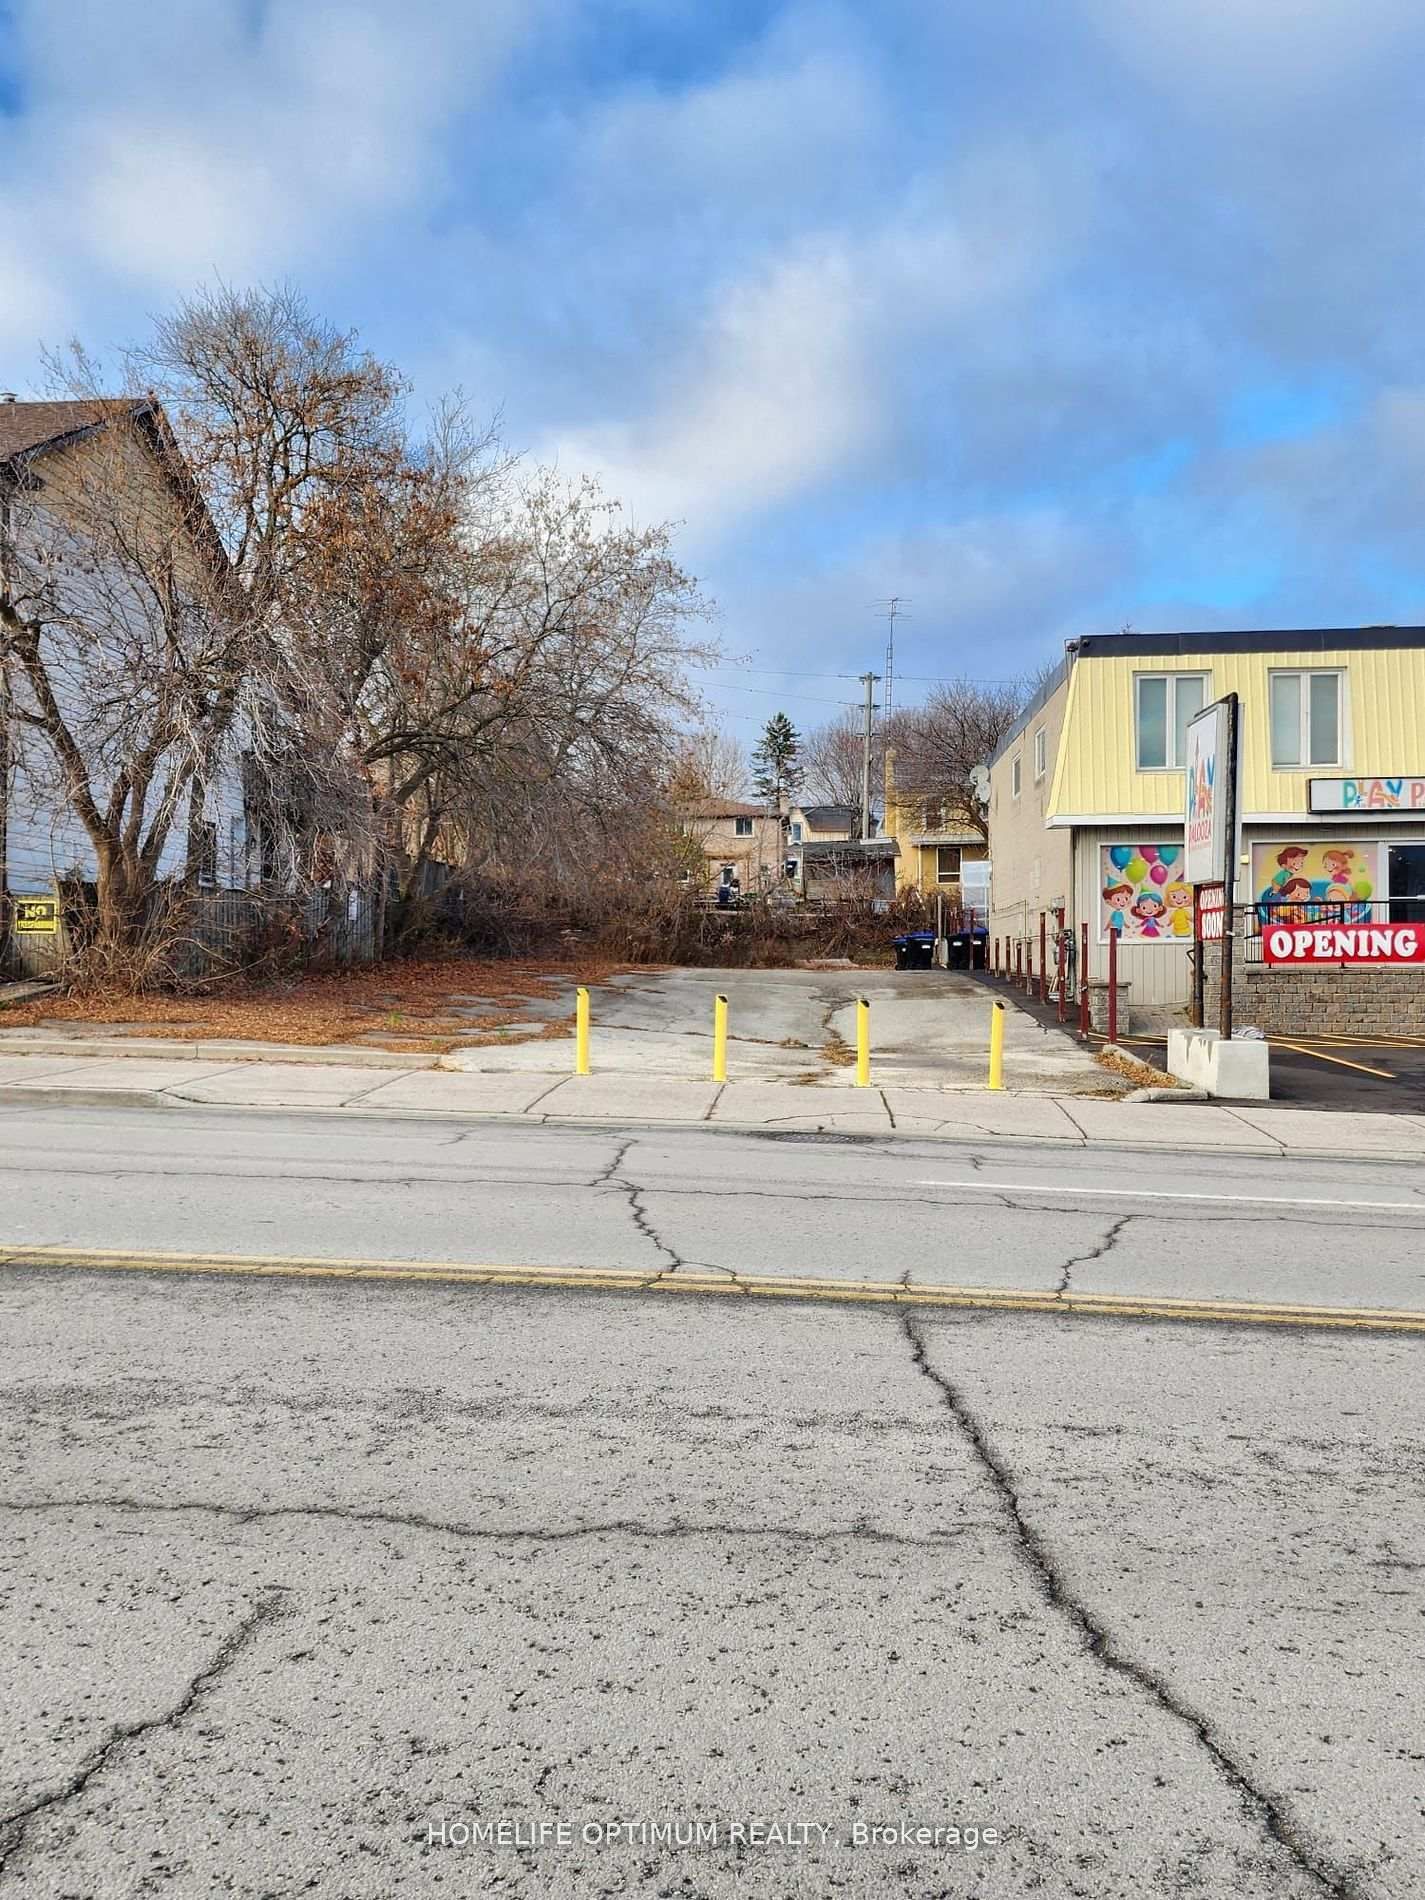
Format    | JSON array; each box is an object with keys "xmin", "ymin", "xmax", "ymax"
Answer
[{"xmin": 3, "ymin": 0, "xmax": 1424, "ymax": 746}]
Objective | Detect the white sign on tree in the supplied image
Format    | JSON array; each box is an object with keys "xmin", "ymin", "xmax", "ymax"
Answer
[{"xmin": 1184, "ymin": 699, "xmax": 1231, "ymax": 885}]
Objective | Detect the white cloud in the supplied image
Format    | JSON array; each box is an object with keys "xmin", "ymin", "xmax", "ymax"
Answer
[
  {"xmin": 540, "ymin": 129, "xmax": 1096, "ymax": 540},
  {"xmin": 545, "ymin": 239, "xmax": 871, "ymax": 532},
  {"xmin": 1085, "ymin": 0, "xmax": 1422, "ymax": 111},
  {"xmin": 0, "ymin": 0, "xmax": 547, "ymax": 335}
]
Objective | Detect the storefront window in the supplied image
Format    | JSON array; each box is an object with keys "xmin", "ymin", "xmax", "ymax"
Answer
[{"xmin": 1389, "ymin": 844, "xmax": 1425, "ymax": 923}]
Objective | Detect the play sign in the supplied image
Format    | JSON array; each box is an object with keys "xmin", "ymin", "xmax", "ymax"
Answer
[{"xmin": 1263, "ymin": 922, "xmax": 1425, "ymax": 966}]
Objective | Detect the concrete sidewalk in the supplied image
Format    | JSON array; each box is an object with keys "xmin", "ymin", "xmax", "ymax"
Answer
[{"xmin": 3, "ymin": 1047, "xmax": 1425, "ymax": 1159}]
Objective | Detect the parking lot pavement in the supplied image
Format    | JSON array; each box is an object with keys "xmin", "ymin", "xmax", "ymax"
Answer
[{"xmin": 446, "ymin": 966, "xmax": 1109, "ymax": 1094}]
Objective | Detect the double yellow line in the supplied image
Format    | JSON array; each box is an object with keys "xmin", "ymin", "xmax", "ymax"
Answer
[{"xmin": 3, "ymin": 1246, "xmax": 1422, "ymax": 1335}]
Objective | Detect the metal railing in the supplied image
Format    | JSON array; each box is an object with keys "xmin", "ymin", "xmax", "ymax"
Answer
[{"xmin": 1242, "ymin": 897, "xmax": 1420, "ymax": 961}]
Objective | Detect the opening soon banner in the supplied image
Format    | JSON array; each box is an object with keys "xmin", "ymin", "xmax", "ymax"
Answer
[{"xmin": 1263, "ymin": 923, "xmax": 1425, "ymax": 966}]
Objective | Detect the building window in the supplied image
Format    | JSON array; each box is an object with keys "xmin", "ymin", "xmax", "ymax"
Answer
[
  {"xmin": 1270, "ymin": 670, "xmax": 1343, "ymax": 768},
  {"xmin": 191, "ymin": 820, "xmax": 218, "ymax": 887},
  {"xmin": 788, "ymin": 821, "xmax": 803, "ymax": 843},
  {"xmin": 734, "ymin": 816, "xmax": 754, "ymax": 836},
  {"xmin": 1033, "ymin": 728, "xmax": 1046, "ymax": 781},
  {"xmin": 1010, "ymin": 755, "xmax": 1021, "ymax": 798},
  {"xmin": 1135, "ymin": 673, "xmax": 1207, "ymax": 769},
  {"xmin": 936, "ymin": 845, "xmax": 962, "ymax": 884},
  {"xmin": 1390, "ymin": 844, "xmax": 1425, "ymax": 924}
]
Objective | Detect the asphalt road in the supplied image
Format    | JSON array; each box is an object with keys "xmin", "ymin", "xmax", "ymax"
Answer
[
  {"xmin": 1, "ymin": 1104, "xmax": 1423, "ymax": 1899},
  {"xmin": 2, "ymin": 1101, "xmax": 1425, "ymax": 1311}
]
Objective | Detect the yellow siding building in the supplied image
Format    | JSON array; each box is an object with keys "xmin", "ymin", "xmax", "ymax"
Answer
[
  {"xmin": 882, "ymin": 748, "xmax": 988, "ymax": 906},
  {"xmin": 988, "ymin": 628, "xmax": 1425, "ymax": 1014}
]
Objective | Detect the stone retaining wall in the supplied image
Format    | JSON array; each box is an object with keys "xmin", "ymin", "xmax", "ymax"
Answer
[{"xmin": 1202, "ymin": 938, "xmax": 1425, "ymax": 1036}]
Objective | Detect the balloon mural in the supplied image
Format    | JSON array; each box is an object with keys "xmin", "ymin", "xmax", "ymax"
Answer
[{"xmin": 1100, "ymin": 843, "xmax": 1193, "ymax": 942}]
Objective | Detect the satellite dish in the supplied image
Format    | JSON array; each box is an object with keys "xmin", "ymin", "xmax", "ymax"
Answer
[{"xmin": 969, "ymin": 764, "xmax": 991, "ymax": 800}]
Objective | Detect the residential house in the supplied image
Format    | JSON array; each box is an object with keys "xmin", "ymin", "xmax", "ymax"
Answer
[
  {"xmin": 881, "ymin": 747, "xmax": 988, "ymax": 911},
  {"xmin": 676, "ymin": 799, "xmax": 785, "ymax": 893},
  {"xmin": 1, "ymin": 397, "xmax": 251, "ymax": 971},
  {"xmin": 799, "ymin": 836, "xmax": 897, "ymax": 902},
  {"xmin": 785, "ymin": 802, "xmax": 868, "ymax": 887},
  {"xmin": 986, "ymin": 627, "xmax": 1425, "ymax": 1032}
]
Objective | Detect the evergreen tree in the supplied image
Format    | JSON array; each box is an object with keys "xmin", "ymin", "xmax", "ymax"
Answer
[{"xmin": 752, "ymin": 712, "xmax": 803, "ymax": 805}]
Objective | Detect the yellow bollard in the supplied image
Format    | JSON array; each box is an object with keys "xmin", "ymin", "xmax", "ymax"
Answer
[
  {"xmin": 988, "ymin": 999, "xmax": 1005, "ymax": 1090},
  {"xmin": 712, "ymin": 993, "xmax": 729, "ymax": 1082},
  {"xmin": 855, "ymin": 996, "xmax": 871, "ymax": 1087},
  {"xmin": 575, "ymin": 986, "xmax": 591, "ymax": 1076}
]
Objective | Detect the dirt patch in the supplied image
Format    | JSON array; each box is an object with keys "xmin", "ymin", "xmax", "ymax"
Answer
[{"xmin": 0, "ymin": 957, "xmax": 633, "ymax": 1051}]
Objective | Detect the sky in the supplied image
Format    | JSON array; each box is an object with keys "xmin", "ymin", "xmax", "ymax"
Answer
[{"xmin": 3, "ymin": 0, "xmax": 1424, "ymax": 748}]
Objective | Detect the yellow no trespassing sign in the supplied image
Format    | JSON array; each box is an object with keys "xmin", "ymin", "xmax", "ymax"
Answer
[{"xmin": 13, "ymin": 898, "xmax": 59, "ymax": 935}]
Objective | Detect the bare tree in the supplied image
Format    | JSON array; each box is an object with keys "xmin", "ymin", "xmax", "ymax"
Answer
[
  {"xmin": 4, "ymin": 284, "xmax": 719, "ymax": 977},
  {"xmin": 666, "ymin": 728, "xmax": 750, "ymax": 804},
  {"xmin": 2, "ymin": 398, "xmax": 247, "ymax": 971},
  {"xmin": 800, "ymin": 708, "xmax": 877, "ymax": 811},
  {"xmin": 886, "ymin": 677, "xmax": 1029, "ymax": 840}
]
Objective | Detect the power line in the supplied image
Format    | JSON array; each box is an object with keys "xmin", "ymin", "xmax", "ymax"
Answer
[
  {"xmin": 691, "ymin": 662, "xmax": 1025, "ymax": 686},
  {"xmin": 698, "ymin": 681, "xmax": 862, "ymax": 707}
]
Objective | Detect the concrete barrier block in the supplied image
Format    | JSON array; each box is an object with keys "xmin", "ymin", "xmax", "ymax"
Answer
[{"xmin": 1167, "ymin": 1027, "xmax": 1270, "ymax": 1100}]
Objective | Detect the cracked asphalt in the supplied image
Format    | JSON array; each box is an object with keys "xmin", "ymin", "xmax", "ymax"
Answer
[
  {"xmin": 4, "ymin": 1101, "xmax": 1425, "ymax": 1310},
  {"xmin": 1, "ymin": 1102, "xmax": 1423, "ymax": 1898}
]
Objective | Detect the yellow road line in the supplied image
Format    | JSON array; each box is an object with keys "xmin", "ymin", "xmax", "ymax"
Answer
[
  {"xmin": 1270, "ymin": 1040, "xmax": 1397, "ymax": 1080},
  {"xmin": 2, "ymin": 1245, "xmax": 1423, "ymax": 1334}
]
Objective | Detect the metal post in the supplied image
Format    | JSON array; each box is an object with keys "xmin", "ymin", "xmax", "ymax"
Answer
[
  {"xmin": 855, "ymin": 996, "xmax": 871, "ymax": 1087},
  {"xmin": 1078, "ymin": 922, "xmax": 1090, "ymax": 1038},
  {"xmin": 859, "ymin": 672, "xmax": 878, "ymax": 841},
  {"xmin": 575, "ymin": 987, "xmax": 591, "ymax": 1075},
  {"xmin": 1191, "ymin": 889, "xmax": 1205, "ymax": 1029},
  {"xmin": 1056, "ymin": 918, "xmax": 1067, "ymax": 1022},
  {"xmin": 1024, "ymin": 935, "xmax": 1033, "ymax": 995},
  {"xmin": 712, "ymin": 993, "xmax": 728, "ymax": 1083},
  {"xmin": 1038, "ymin": 912, "xmax": 1048, "ymax": 1004},
  {"xmin": 988, "ymin": 1000, "xmax": 1006, "ymax": 1090},
  {"xmin": 1218, "ymin": 692, "xmax": 1240, "ymax": 1041},
  {"xmin": 1107, "ymin": 923, "xmax": 1119, "ymax": 1044}
]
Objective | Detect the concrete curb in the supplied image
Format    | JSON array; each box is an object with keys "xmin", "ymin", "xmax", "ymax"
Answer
[
  {"xmin": 14, "ymin": 1080, "xmax": 1421, "ymax": 1164},
  {"xmin": 1125, "ymin": 1084, "xmax": 1210, "ymax": 1103},
  {"xmin": 0, "ymin": 1035, "xmax": 439, "ymax": 1068}
]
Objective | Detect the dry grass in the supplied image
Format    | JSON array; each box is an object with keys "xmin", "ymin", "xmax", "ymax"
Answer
[
  {"xmin": 821, "ymin": 1030, "xmax": 856, "ymax": 1068},
  {"xmin": 0, "ymin": 956, "xmax": 631, "ymax": 1050},
  {"xmin": 1095, "ymin": 1045, "xmax": 1182, "ymax": 1090}
]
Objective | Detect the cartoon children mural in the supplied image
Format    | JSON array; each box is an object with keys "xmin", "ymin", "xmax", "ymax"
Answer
[
  {"xmin": 1099, "ymin": 844, "xmax": 1183, "ymax": 941},
  {"xmin": 1275, "ymin": 876, "xmax": 1316, "ymax": 924},
  {"xmin": 1102, "ymin": 881, "xmax": 1135, "ymax": 934},
  {"xmin": 1251, "ymin": 842, "xmax": 1380, "ymax": 926},
  {"xmin": 1163, "ymin": 882, "xmax": 1194, "ymax": 937},
  {"xmin": 1130, "ymin": 892, "xmax": 1167, "ymax": 937}
]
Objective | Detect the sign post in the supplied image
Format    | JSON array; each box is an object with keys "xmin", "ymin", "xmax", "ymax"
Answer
[{"xmin": 1184, "ymin": 693, "xmax": 1240, "ymax": 1039}]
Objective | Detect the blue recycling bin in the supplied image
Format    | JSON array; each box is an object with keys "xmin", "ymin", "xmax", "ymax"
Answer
[{"xmin": 892, "ymin": 931, "xmax": 937, "ymax": 970}]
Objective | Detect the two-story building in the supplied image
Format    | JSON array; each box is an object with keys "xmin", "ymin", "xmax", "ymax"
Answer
[
  {"xmin": 676, "ymin": 799, "xmax": 784, "ymax": 893},
  {"xmin": 987, "ymin": 627, "xmax": 1425, "ymax": 1032},
  {"xmin": 881, "ymin": 748, "xmax": 988, "ymax": 912}
]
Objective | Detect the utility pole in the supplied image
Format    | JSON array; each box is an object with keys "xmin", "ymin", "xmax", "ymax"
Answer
[{"xmin": 859, "ymin": 671, "xmax": 879, "ymax": 841}]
